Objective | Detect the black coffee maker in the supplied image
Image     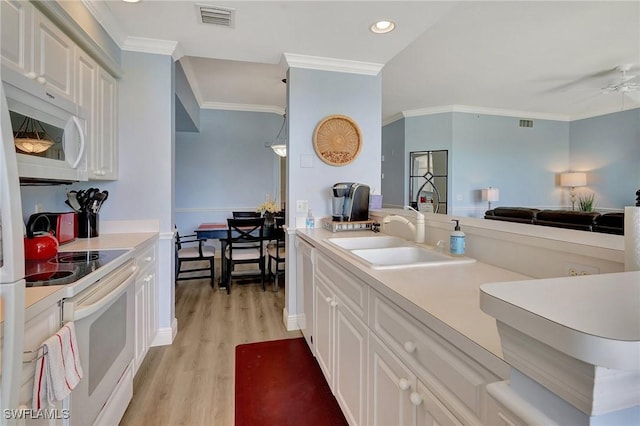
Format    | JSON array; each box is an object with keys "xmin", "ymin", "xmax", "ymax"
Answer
[{"xmin": 331, "ymin": 183, "xmax": 370, "ymax": 222}]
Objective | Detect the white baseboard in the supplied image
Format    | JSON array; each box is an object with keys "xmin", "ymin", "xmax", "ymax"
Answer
[
  {"xmin": 283, "ymin": 307, "xmax": 302, "ymax": 331},
  {"xmin": 151, "ymin": 317, "xmax": 178, "ymax": 347}
]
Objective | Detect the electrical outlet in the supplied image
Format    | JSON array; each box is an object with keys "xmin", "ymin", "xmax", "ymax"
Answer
[{"xmin": 566, "ymin": 263, "xmax": 600, "ymax": 277}]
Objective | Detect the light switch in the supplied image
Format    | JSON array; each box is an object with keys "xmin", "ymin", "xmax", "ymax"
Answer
[{"xmin": 296, "ymin": 200, "xmax": 309, "ymax": 213}]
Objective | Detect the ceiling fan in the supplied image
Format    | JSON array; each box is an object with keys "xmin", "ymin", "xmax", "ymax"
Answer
[{"xmin": 600, "ymin": 64, "xmax": 639, "ymax": 95}]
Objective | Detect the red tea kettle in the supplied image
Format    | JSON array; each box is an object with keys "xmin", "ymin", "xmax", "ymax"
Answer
[{"xmin": 24, "ymin": 214, "xmax": 59, "ymax": 261}]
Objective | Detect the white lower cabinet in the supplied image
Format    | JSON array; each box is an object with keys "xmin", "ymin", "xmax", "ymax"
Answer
[
  {"xmin": 20, "ymin": 303, "xmax": 66, "ymax": 425},
  {"xmin": 369, "ymin": 333, "xmax": 463, "ymax": 426},
  {"xmin": 369, "ymin": 334, "xmax": 417, "ymax": 426},
  {"xmin": 302, "ymin": 239, "xmax": 504, "ymax": 426},
  {"xmin": 133, "ymin": 242, "xmax": 157, "ymax": 375},
  {"xmin": 296, "ymin": 237, "xmax": 315, "ymax": 351},
  {"xmin": 315, "ymin": 275, "xmax": 369, "ymax": 426}
]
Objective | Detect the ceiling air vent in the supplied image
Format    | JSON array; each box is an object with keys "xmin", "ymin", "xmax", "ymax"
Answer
[
  {"xmin": 198, "ymin": 4, "xmax": 234, "ymax": 27},
  {"xmin": 519, "ymin": 119, "xmax": 534, "ymax": 128}
]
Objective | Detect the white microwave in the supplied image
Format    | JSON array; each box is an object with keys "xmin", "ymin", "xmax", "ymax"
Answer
[{"xmin": 3, "ymin": 81, "xmax": 87, "ymax": 183}]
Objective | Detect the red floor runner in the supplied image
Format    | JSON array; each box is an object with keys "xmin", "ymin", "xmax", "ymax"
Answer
[{"xmin": 235, "ymin": 337, "xmax": 348, "ymax": 426}]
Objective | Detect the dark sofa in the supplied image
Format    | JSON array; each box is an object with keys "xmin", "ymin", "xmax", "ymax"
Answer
[{"xmin": 484, "ymin": 207, "xmax": 624, "ymax": 235}]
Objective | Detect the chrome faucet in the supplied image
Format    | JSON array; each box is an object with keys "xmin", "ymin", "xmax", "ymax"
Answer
[{"xmin": 382, "ymin": 206, "xmax": 425, "ymax": 244}]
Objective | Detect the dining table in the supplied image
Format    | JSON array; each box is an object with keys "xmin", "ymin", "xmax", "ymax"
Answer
[{"xmin": 194, "ymin": 222, "xmax": 277, "ymax": 288}]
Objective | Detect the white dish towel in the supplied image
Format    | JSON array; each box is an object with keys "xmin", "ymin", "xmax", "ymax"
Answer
[{"xmin": 32, "ymin": 322, "xmax": 84, "ymax": 410}]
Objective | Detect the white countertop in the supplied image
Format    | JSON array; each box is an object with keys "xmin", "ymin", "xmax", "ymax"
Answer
[
  {"xmin": 0, "ymin": 233, "xmax": 158, "ymax": 324},
  {"xmin": 297, "ymin": 228, "xmax": 532, "ymax": 376},
  {"xmin": 480, "ymin": 271, "xmax": 640, "ymax": 370}
]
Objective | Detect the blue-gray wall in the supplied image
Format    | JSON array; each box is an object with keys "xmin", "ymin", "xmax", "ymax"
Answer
[
  {"xmin": 286, "ymin": 67, "xmax": 382, "ymax": 226},
  {"xmin": 381, "ymin": 118, "xmax": 406, "ymax": 207},
  {"xmin": 175, "ymin": 109, "xmax": 283, "ymax": 234},
  {"xmin": 175, "ymin": 61, "xmax": 199, "ymax": 132},
  {"xmin": 405, "ymin": 113, "xmax": 454, "ymax": 210},
  {"xmin": 569, "ymin": 108, "xmax": 640, "ymax": 208},
  {"xmin": 383, "ymin": 108, "xmax": 639, "ymax": 215}
]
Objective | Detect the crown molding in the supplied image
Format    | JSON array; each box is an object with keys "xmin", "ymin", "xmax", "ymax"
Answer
[
  {"xmin": 283, "ymin": 53, "xmax": 383, "ymax": 76},
  {"xmin": 121, "ymin": 37, "xmax": 181, "ymax": 58},
  {"xmin": 201, "ymin": 102, "xmax": 285, "ymax": 115},
  {"xmin": 403, "ymin": 105, "xmax": 571, "ymax": 122},
  {"xmin": 569, "ymin": 105, "xmax": 640, "ymax": 121},
  {"xmin": 382, "ymin": 113, "xmax": 404, "ymax": 126}
]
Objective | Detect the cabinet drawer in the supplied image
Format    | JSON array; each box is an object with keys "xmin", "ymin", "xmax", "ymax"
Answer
[
  {"xmin": 136, "ymin": 243, "xmax": 156, "ymax": 270},
  {"xmin": 316, "ymin": 253, "xmax": 368, "ymax": 321},
  {"xmin": 371, "ymin": 291, "xmax": 486, "ymax": 422}
]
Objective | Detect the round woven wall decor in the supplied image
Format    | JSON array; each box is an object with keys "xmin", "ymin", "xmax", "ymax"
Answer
[{"xmin": 313, "ymin": 115, "xmax": 362, "ymax": 166}]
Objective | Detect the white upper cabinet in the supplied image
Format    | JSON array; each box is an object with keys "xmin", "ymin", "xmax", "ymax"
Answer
[
  {"xmin": 1, "ymin": 0, "xmax": 32, "ymax": 74},
  {"xmin": 77, "ymin": 50, "xmax": 118, "ymax": 180},
  {"xmin": 1, "ymin": 1, "xmax": 76, "ymax": 105},
  {"xmin": 2, "ymin": 0, "xmax": 119, "ymax": 181},
  {"xmin": 32, "ymin": 7, "xmax": 75, "ymax": 104},
  {"xmin": 92, "ymin": 67, "xmax": 117, "ymax": 180}
]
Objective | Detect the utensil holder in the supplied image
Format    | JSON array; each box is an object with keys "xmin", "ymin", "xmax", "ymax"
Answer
[{"xmin": 79, "ymin": 212, "xmax": 99, "ymax": 238}]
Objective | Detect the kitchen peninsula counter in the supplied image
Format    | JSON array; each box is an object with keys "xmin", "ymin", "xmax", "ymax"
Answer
[
  {"xmin": 297, "ymin": 228, "xmax": 532, "ymax": 377},
  {"xmin": 0, "ymin": 232, "xmax": 158, "ymax": 324}
]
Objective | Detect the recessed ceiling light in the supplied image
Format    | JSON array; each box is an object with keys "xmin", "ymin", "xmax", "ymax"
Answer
[
  {"xmin": 370, "ymin": 20, "xmax": 395, "ymax": 34},
  {"xmin": 122, "ymin": 0, "xmax": 140, "ymax": 3}
]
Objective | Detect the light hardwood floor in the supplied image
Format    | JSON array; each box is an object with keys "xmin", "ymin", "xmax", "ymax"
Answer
[{"xmin": 120, "ymin": 262, "xmax": 301, "ymax": 426}]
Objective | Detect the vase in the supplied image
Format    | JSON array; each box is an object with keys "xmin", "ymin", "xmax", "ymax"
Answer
[{"xmin": 263, "ymin": 212, "xmax": 275, "ymax": 226}]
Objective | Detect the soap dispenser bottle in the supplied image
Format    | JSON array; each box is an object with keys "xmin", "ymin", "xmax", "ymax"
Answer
[
  {"xmin": 450, "ymin": 219, "xmax": 465, "ymax": 256},
  {"xmin": 306, "ymin": 209, "xmax": 315, "ymax": 229}
]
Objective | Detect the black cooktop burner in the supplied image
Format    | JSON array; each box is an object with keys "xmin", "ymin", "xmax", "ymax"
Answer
[{"xmin": 25, "ymin": 249, "xmax": 128, "ymax": 287}]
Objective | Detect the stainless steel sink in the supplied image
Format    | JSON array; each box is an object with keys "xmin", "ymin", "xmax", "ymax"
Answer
[
  {"xmin": 350, "ymin": 246, "xmax": 476, "ymax": 269},
  {"xmin": 327, "ymin": 236, "xmax": 407, "ymax": 250}
]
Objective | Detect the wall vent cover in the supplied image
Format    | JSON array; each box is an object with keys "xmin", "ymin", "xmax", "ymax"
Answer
[
  {"xmin": 197, "ymin": 4, "xmax": 234, "ymax": 27},
  {"xmin": 519, "ymin": 119, "xmax": 534, "ymax": 128}
]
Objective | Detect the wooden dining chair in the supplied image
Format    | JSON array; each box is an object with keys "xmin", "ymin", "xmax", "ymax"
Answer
[
  {"xmin": 232, "ymin": 211, "xmax": 261, "ymax": 218},
  {"xmin": 223, "ymin": 217, "xmax": 266, "ymax": 293},
  {"xmin": 267, "ymin": 216, "xmax": 286, "ymax": 291},
  {"xmin": 175, "ymin": 228, "xmax": 215, "ymax": 288}
]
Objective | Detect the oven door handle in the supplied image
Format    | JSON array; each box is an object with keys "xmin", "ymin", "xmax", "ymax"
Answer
[{"xmin": 73, "ymin": 265, "xmax": 138, "ymax": 321}]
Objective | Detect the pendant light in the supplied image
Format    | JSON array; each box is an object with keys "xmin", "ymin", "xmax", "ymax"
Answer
[
  {"xmin": 265, "ymin": 112, "xmax": 287, "ymax": 157},
  {"xmin": 13, "ymin": 116, "xmax": 54, "ymax": 154}
]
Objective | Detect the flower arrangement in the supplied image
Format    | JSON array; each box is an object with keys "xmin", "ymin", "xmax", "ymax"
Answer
[
  {"xmin": 578, "ymin": 192, "xmax": 596, "ymax": 212},
  {"xmin": 256, "ymin": 199, "xmax": 280, "ymax": 215}
]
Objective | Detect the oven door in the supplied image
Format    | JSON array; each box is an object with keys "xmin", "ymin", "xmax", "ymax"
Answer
[{"xmin": 62, "ymin": 260, "xmax": 138, "ymax": 426}]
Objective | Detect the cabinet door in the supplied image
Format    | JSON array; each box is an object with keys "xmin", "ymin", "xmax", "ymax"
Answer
[
  {"xmin": 32, "ymin": 8, "xmax": 75, "ymax": 103},
  {"xmin": 296, "ymin": 237, "xmax": 315, "ymax": 350},
  {"xmin": 133, "ymin": 276, "xmax": 147, "ymax": 375},
  {"xmin": 92, "ymin": 68, "xmax": 118, "ymax": 179},
  {"xmin": 76, "ymin": 50, "xmax": 97, "ymax": 149},
  {"xmin": 415, "ymin": 380, "xmax": 463, "ymax": 426},
  {"xmin": 1, "ymin": 0, "xmax": 32, "ymax": 75},
  {"xmin": 144, "ymin": 270, "xmax": 157, "ymax": 347},
  {"xmin": 334, "ymin": 300, "xmax": 368, "ymax": 426},
  {"xmin": 314, "ymin": 277, "xmax": 334, "ymax": 388},
  {"xmin": 369, "ymin": 335, "xmax": 416, "ymax": 426}
]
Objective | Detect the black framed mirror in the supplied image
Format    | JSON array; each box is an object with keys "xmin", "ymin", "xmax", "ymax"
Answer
[{"xmin": 409, "ymin": 150, "xmax": 448, "ymax": 214}]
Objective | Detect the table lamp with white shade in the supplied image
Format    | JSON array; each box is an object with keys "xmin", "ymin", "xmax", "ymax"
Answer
[
  {"xmin": 560, "ymin": 172, "xmax": 587, "ymax": 210},
  {"xmin": 482, "ymin": 187, "xmax": 500, "ymax": 210}
]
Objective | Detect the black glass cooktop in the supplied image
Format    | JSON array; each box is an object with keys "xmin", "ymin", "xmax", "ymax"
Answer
[{"xmin": 25, "ymin": 250, "xmax": 128, "ymax": 287}]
